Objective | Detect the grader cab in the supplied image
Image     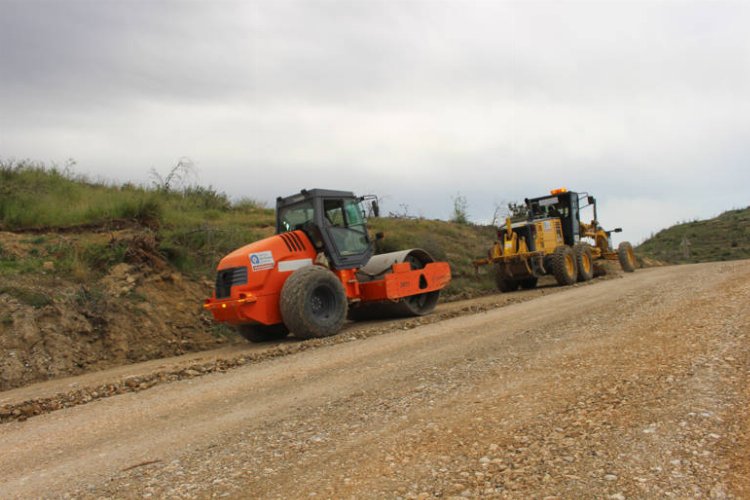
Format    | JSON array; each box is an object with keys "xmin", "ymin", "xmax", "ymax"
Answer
[{"xmin": 476, "ymin": 188, "xmax": 636, "ymax": 292}]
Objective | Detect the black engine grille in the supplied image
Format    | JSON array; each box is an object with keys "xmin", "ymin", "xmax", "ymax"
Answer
[{"xmin": 215, "ymin": 266, "xmax": 248, "ymax": 299}]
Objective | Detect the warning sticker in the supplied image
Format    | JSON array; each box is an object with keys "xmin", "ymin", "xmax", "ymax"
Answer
[{"xmin": 249, "ymin": 251, "xmax": 275, "ymax": 271}]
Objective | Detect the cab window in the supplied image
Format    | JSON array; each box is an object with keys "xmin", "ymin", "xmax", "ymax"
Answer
[
  {"xmin": 323, "ymin": 199, "xmax": 369, "ymax": 255},
  {"xmin": 323, "ymin": 200, "xmax": 345, "ymax": 226},
  {"xmin": 278, "ymin": 201, "xmax": 314, "ymax": 232}
]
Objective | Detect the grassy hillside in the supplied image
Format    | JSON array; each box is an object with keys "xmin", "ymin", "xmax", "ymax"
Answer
[
  {"xmin": 637, "ymin": 206, "xmax": 750, "ymax": 264},
  {"xmin": 0, "ymin": 161, "xmax": 496, "ymax": 296},
  {"xmin": 0, "ymin": 161, "xmax": 275, "ymax": 279}
]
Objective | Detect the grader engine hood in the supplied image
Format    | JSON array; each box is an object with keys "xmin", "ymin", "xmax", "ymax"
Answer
[{"xmin": 204, "ymin": 231, "xmax": 317, "ymax": 326}]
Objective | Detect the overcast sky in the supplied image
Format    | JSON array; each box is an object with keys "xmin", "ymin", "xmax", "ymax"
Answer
[{"xmin": 1, "ymin": 0, "xmax": 749, "ymax": 243}]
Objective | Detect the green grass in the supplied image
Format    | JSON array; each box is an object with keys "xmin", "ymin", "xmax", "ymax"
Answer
[
  {"xmin": 0, "ymin": 162, "xmax": 160, "ymax": 229},
  {"xmin": 0, "ymin": 160, "xmax": 273, "ymax": 232},
  {"xmin": 0, "ymin": 160, "xmax": 501, "ymax": 297},
  {"xmin": 0, "ymin": 160, "xmax": 274, "ymax": 278},
  {"xmin": 637, "ymin": 207, "xmax": 750, "ymax": 264}
]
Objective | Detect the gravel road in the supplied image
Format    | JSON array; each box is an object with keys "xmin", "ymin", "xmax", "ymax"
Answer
[{"xmin": 1, "ymin": 261, "xmax": 748, "ymax": 498}]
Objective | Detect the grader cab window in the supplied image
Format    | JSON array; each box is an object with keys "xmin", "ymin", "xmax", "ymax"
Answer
[{"xmin": 530, "ymin": 196, "xmax": 569, "ymax": 220}]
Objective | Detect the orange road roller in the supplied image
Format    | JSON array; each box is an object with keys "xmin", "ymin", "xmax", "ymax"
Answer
[{"xmin": 204, "ymin": 189, "xmax": 451, "ymax": 341}]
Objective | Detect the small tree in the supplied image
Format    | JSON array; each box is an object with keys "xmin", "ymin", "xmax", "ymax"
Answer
[
  {"xmin": 451, "ymin": 193, "xmax": 469, "ymax": 224},
  {"xmin": 507, "ymin": 201, "xmax": 527, "ymax": 219},
  {"xmin": 490, "ymin": 199, "xmax": 527, "ymax": 226},
  {"xmin": 150, "ymin": 158, "xmax": 195, "ymax": 192}
]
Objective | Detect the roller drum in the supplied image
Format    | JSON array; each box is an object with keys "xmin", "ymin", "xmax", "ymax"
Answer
[{"xmin": 350, "ymin": 248, "xmax": 441, "ymax": 320}]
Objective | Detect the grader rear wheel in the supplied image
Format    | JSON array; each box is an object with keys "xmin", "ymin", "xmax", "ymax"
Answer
[
  {"xmin": 618, "ymin": 241, "xmax": 636, "ymax": 272},
  {"xmin": 573, "ymin": 244, "xmax": 594, "ymax": 282},
  {"xmin": 551, "ymin": 245, "xmax": 578, "ymax": 287}
]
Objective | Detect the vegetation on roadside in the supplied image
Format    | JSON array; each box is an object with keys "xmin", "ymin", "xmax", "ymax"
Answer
[
  {"xmin": 637, "ymin": 207, "xmax": 750, "ymax": 264},
  {"xmin": 0, "ymin": 160, "xmax": 275, "ymax": 281},
  {"xmin": 0, "ymin": 160, "xmax": 272, "ymax": 227},
  {"xmin": 0, "ymin": 160, "xmax": 498, "ymax": 298}
]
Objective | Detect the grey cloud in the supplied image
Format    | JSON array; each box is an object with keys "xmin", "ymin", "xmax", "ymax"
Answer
[{"xmin": 1, "ymin": 0, "xmax": 749, "ymax": 244}]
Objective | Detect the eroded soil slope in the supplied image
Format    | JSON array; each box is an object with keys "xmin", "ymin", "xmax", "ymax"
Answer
[{"xmin": 0, "ymin": 230, "xmax": 235, "ymax": 390}]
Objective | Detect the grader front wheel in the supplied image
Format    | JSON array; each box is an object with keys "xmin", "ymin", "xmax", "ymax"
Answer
[
  {"xmin": 573, "ymin": 244, "xmax": 594, "ymax": 282},
  {"xmin": 618, "ymin": 241, "xmax": 636, "ymax": 272},
  {"xmin": 519, "ymin": 277, "xmax": 538, "ymax": 290},
  {"xmin": 552, "ymin": 245, "xmax": 578, "ymax": 287},
  {"xmin": 494, "ymin": 264, "xmax": 520, "ymax": 293}
]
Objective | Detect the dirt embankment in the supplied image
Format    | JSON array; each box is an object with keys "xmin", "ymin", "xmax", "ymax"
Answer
[{"xmin": 0, "ymin": 230, "xmax": 236, "ymax": 390}]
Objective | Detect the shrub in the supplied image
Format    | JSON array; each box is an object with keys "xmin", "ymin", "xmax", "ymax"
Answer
[
  {"xmin": 81, "ymin": 241, "xmax": 128, "ymax": 272},
  {"xmin": 182, "ymin": 185, "xmax": 231, "ymax": 211},
  {"xmin": 117, "ymin": 196, "xmax": 163, "ymax": 227},
  {"xmin": 0, "ymin": 286, "xmax": 53, "ymax": 308},
  {"xmin": 234, "ymin": 197, "xmax": 267, "ymax": 211},
  {"xmin": 451, "ymin": 193, "xmax": 469, "ymax": 225}
]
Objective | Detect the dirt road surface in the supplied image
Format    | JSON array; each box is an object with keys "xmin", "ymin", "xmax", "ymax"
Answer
[{"xmin": 1, "ymin": 261, "xmax": 748, "ymax": 498}]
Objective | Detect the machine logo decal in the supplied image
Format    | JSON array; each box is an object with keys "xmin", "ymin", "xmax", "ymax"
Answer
[{"xmin": 249, "ymin": 251, "xmax": 275, "ymax": 271}]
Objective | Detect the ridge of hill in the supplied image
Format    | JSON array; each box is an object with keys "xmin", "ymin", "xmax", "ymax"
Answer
[{"xmin": 637, "ymin": 206, "xmax": 750, "ymax": 264}]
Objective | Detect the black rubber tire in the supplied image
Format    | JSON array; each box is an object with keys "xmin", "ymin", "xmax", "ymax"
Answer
[
  {"xmin": 573, "ymin": 243, "xmax": 595, "ymax": 282},
  {"xmin": 237, "ymin": 323, "xmax": 289, "ymax": 343},
  {"xmin": 519, "ymin": 278, "xmax": 538, "ymax": 290},
  {"xmin": 618, "ymin": 241, "xmax": 636, "ymax": 272},
  {"xmin": 280, "ymin": 266, "xmax": 348, "ymax": 339},
  {"xmin": 551, "ymin": 245, "xmax": 578, "ymax": 286},
  {"xmin": 494, "ymin": 264, "xmax": 520, "ymax": 293}
]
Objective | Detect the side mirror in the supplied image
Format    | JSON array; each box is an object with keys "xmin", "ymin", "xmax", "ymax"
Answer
[
  {"xmin": 613, "ymin": 227, "xmax": 622, "ymax": 233},
  {"xmin": 588, "ymin": 196, "xmax": 595, "ymax": 205},
  {"xmin": 371, "ymin": 200, "xmax": 380, "ymax": 217},
  {"xmin": 375, "ymin": 232, "xmax": 385, "ymax": 241}
]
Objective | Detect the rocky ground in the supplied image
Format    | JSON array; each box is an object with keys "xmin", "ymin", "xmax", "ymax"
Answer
[{"xmin": 0, "ymin": 261, "xmax": 748, "ymax": 498}]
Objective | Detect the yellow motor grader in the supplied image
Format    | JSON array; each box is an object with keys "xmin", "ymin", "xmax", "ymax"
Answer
[{"xmin": 475, "ymin": 188, "xmax": 636, "ymax": 292}]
